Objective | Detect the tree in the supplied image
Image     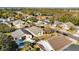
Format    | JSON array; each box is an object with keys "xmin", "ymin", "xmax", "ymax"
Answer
[
  {"xmin": 27, "ymin": 17, "xmax": 37, "ymax": 22},
  {"xmin": 15, "ymin": 14, "xmax": 24, "ymax": 20},
  {"xmin": 49, "ymin": 17, "xmax": 55, "ymax": 24},
  {"xmin": 0, "ymin": 33, "xmax": 18, "ymax": 51},
  {"xmin": 0, "ymin": 24, "xmax": 16, "ymax": 33},
  {"xmin": 44, "ymin": 25, "xmax": 53, "ymax": 34},
  {"xmin": 8, "ymin": 41, "xmax": 18, "ymax": 51}
]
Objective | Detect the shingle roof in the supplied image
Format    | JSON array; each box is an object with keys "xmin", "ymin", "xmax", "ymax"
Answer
[
  {"xmin": 63, "ymin": 44, "xmax": 79, "ymax": 51},
  {"xmin": 47, "ymin": 35, "xmax": 76, "ymax": 51},
  {"xmin": 25, "ymin": 26, "xmax": 43, "ymax": 37},
  {"xmin": 13, "ymin": 20, "xmax": 24, "ymax": 25},
  {"xmin": 11, "ymin": 29, "xmax": 31, "ymax": 39},
  {"xmin": 66, "ymin": 22, "xmax": 76, "ymax": 29},
  {"xmin": 37, "ymin": 34, "xmax": 76, "ymax": 51},
  {"xmin": 12, "ymin": 29, "xmax": 25, "ymax": 39}
]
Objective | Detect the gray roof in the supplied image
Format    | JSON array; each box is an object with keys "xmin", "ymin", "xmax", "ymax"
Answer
[
  {"xmin": 63, "ymin": 44, "xmax": 79, "ymax": 51},
  {"xmin": 66, "ymin": 22, "xmax": 76, "ymax": 29},
  {"xmin": 12, "ymin": 29, "xmax": 25, "ymax": 39},
  {"xmin": 0, "ymin": 18, "xmax": 6, "ymax": 21},
  {"xmin": 25, "ymin": 26, "xmax": 43, "ymax": 36},
  {"xmin": 54, "ymin": 21, "xmax": 62, "ymax": 25},
  {"xmin": 11, "ymin": 29, "xmax": 31, "ymax": 39},
  {"xmin": 13, "ymin": 20, "xmax": 24, "ymax": 25},
  {"xmin": 44, "ymin": 19, "xmax": 50, "ymax": 23}
]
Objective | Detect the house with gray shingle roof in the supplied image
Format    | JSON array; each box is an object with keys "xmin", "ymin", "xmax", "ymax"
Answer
[
  {"xmin": 13, "ymin": 20, "xmax": 25, "ymax": 28},
  {"xmin": 11, "ymin": 29, "xmax": 36, "ymax": 49},
  {"xmin": 25, "ymin": 26, "xmax": 44, "ymax": 37},
  {"xmin": 63, "ymin": 44, "xmax": 79, "ymax": 51},
  {"xmin": 34, "ymin": 21, "xmax": 45, "ymax": 27},
  {"xmin": 11, "ymin": 29, "xmax": 32, "ymax": 40}
]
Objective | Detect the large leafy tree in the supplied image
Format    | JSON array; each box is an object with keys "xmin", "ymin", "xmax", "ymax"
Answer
[{"xmin": 0, "ymin": 33, "xmax": 18, "ymax": 51}]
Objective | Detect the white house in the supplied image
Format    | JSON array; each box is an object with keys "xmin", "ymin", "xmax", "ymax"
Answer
[
  {"xmin": 60, "ymin": 23, "xmax": 69, "ymax": 30},
  {"xmin": 44, "ymin": 19, "xmax": 51, "ymax": 24},
  {"xmin": 52, "ymin": 21, "xmax": 70, "ymax": 31},
  {"xmin": 37, "ymin": 40, "xmax": 53, "ymax": 51},
  {"xmin": 11, "ymin": 29, "xmax": 32, "ymax": 40},
  {"xmin": 13, "ymin": 20, "xmax": 25, "ymax": 28}
]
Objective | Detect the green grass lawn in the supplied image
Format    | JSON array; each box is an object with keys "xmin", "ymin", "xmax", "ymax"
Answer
[
  {"xmin": 74, "ymin": 40, "xmax": 79, "ymax": 45},
  {"xmin": 4, "ymin": 32, "xmax": 11, "ymax": 36},
  {"xmin": 56, "ymin": 26, "xmax": 62, "ymax": 30},
  {"xmin": 67, "ymin": 29, "xmax": 77, "ymax": 34}
]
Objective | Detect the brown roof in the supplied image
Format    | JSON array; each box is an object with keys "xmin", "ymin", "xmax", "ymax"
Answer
[{"xmin": 47, "ymin": 35, "xmax": 74, "ymax": 51}]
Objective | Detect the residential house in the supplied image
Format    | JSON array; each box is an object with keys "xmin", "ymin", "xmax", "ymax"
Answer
[
  {"xmin": 60, "ymin": 23, "xmax": 69, "ymax": 30},
  {"xmin": 0, "ymin": 18, "xmax": 6, "ymax": 23},
  {"xmin": 34, "ymin": 21, "xmax": 45, "ymax": 27},
  {"xmin": 52, "ymin": 21, "xmax": 77, "ymax": 31},
  {"xmin": 66, "ymin": 22, "xmax": 76, "ymax": 29},
  {"xmin": 63, "ymin": 44, "xmax": 79, "ymax": 51},
  {"xmin": 37, "ymin": 35, "xmax": 76, "ymax": 51},
  {"xmin": 0, "ymin": 18, "xmax": 12, "ymax": 22},
  {"xmin": 52, "ymin": 21, "xmax": 62, "ymax": 29},
  {"xmin": 54, "ymin": 20, "xmax": 62, "ymax": 25},
  {"xmin": 8, "ymin": 17, "xmax": 15, "ymax": 21},
  {"xmin": 11, "ymin": 29, "xmax": 32, "ymax": 40},
  {"xmin": 37, "ymin": 40, "xmax": 53, "ymax": 51},
  {"xmin": 11, "ymin": 29, "xmax": 35, "ymax": 48},
  {"xmin": 52, "ymin": 21, "xmax": 69, "ymax": 30},
  {"xmin": 27, "ymin": 15, "xmax": 33, "ymax": 19},
  {"xmin": 13, "ymin": 20, "xmax": 25, "ymax": 28},
  {"xmin": 41, "ymin": 16, "xmax": 47, "ymax": 20},
  {"xmin": 76, "ymin": 26, "xmax": 79, "ymax": 30},
  {"xmin": 0, "ymin": 18, "xmax": 12, "ymax": 27},
  {"xmin": 35, "ymin": 16, "xmax": 41, "ymax": 20},
  {"xmin": 35, "ymin": 16, "xmax": 47, "ymax": 21},
  {"xmin": 2, "ymin": 22, "xmax": 11, "ymax": 27},
  {"xmin": 44, "ymin": 18, "xmax": 51, "ymax": 24},
  {"xmin": 72, "ymin": 30, "xmax": 79, "ymax": 39},
  {"xmin": 25, "ymin": 26, "xmax": 44, "ymax": 37}
]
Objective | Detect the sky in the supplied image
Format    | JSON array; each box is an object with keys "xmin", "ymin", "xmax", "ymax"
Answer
[
  {"xmin": 0, "ymin": 0, "xmax": 79, "ymax": 7},
  {"xmin": 0, "ymin": 0, "xmax": 79, "ymax": 59}
]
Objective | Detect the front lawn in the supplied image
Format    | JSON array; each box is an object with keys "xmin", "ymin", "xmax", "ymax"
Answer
[
  {"xmin": 4, "ymin": 32, "xmax": 11, "ymax": 36},
  {"xmin": 67, "ymin": 29, "xmax": 77, "ymax": 34}
]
